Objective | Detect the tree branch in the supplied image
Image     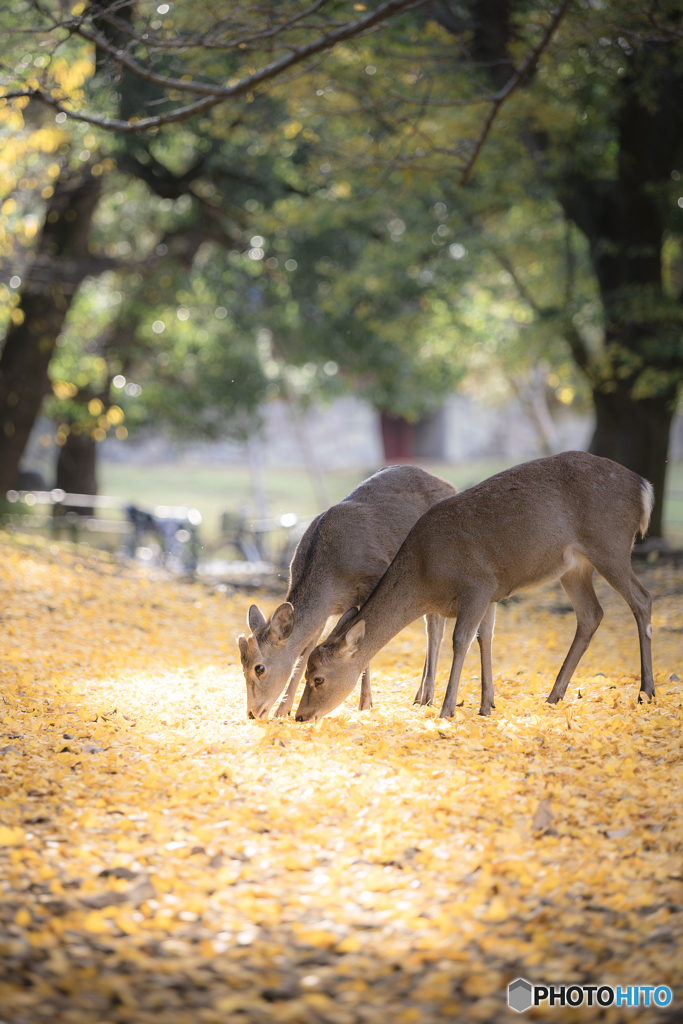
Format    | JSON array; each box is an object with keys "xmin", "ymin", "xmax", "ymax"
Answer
[
  {"xmin": 2, "ymin": 0, "xmax": 428, "ymax": 133},
  {"xmin": 459, "ymin": 0, "xmax": 573, "ymax": 185},
  {"xmin": 482, "ymin": 227, "xmax": 593, "ymax": 373},
  {"xmin": 94, "ymin": 0, "xmax": 331, "ymax": 52}
]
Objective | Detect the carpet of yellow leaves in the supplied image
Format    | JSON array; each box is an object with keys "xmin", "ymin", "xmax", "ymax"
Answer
[{"xmin": 0, "ymin": 533, "xmax": 681, "ymax": 1024}]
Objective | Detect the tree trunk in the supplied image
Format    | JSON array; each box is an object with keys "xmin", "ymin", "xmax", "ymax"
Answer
[
  {"xmin": 589, "ymin": 386, "xmax": 674, "ymax": 540},
  {"xmin": 285, "ymin": 398, "xmax": 330, "ymax": 511},
  {"xmin": 552, "ymin": 53, "xmax": 683, "ymax": 539},
  {"xmin": 510, "ymin": 370, "xmax": 559, "ymax": 457},
  {"xmin": 56, "ymin": 429, "xmax": 98, "ymax": 516},
  {"xmin": 0, "ymin": 161, "xmax": 102, "ymax": 495}
]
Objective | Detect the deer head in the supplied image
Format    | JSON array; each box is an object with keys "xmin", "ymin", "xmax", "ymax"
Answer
[
  {"xmin": 295, "ymin": 610, "xmax": 365, "ymax": 721},
  {"xmin": 237, "ymin": 602, "xmax": 296, "ymax": 719}
]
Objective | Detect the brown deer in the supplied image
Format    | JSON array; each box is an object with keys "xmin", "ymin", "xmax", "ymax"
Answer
[
  {"xmin": 237, "ymin": 465, "xmax": 456, "ymax": 719},
  {"xmin": 296, "ymin": 452, "xmax": 654, "ymax": 721}
]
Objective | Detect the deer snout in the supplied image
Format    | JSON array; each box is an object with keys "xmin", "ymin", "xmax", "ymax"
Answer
[{"xmin": 247, "ymin": 702, "xmax": 270, "ymax": 721}]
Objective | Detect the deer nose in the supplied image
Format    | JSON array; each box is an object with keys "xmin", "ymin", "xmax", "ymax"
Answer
[
  {"xmin": 295, "ymin": 714, "xmax": 305, "ymax": 722},
  {"xmin": 248, "ymin": 711, "xmax": 255, "ymax": 720}
]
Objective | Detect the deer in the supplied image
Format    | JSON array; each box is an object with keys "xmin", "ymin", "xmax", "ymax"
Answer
[
  {"xmin": 295, "ymin": 452, "xmax": 655, "ymax": 722},
  {"xmin": 237, "ymin": 465, "xmax": 456, "ymax": 720}
]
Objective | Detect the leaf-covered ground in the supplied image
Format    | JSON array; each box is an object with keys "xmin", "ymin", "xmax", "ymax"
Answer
[{"xmin": 0, "ymin": 533, "xmax": 681, "ymax": 1024}]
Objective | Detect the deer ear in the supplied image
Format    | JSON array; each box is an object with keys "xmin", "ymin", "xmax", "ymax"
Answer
[
  {"xmin": 247, "ymin": 604, "xmax": 267, "ymax": 633},
  {"xmin": 269, "ymin": 602, "xmax": 294, "ymax": 643},
  {"xmin": 237, "ymin": 635, "xmax": 249, "ymax": 660},
  {"xmin": 328, "ymin": 607, "xmax": 359, "ymax": 641},
  {"xmin": 339, "ymin": 619, "xmax": 365, "ymax": 657}
]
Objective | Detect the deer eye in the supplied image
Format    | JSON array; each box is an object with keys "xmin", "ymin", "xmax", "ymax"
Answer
[
  {"xmin": 313, "ymin": 677, "xmax": 324, "ymax": 687},
  {"xmin": 255, "ymin": 664, "xmax": 265, "ymax": 677}
]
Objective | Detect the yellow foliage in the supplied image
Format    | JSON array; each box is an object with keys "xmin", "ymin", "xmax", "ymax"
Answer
[
  {"xmin": 0, "ymin": 825, "xmax": 24, "ymax": 847},
  {"xmin": 0, "ymin": 535, "xmax": 680, "ymax": 1021},
  {"xmin": 52, "ymin": 381, "xmax": 78, "ymax": 400},
  {"xmin": 106, "ymin": 405, "xmax": 124, "ymax": 425}
]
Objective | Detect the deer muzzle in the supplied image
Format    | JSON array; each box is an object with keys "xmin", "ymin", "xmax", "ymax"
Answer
[{"xmin": 247, "ymin": 702, "xmax": 270, "ymax": 721}]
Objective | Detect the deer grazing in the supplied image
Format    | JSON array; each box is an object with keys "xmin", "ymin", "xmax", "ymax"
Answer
[
  {"xmin": 296, "ymin": 452, "xmax": 655, "ymax": 722},
  {"xmin": 237, "ymin": 465, "xmax": 456, "ymax": 719}
]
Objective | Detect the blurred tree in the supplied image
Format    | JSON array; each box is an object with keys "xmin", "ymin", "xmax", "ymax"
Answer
[
  {"xmin": 0, "ymin": 152, "xmax": 106, "ymax": 493},
  {"xmin": 2, "ymin": 0, "xmax": 681, "ymax": 539},
  {"xmin": 1, "ymin": 1, "xmax": 424, "ymax": 132},
  {"xmin": 299, "ymin": 0, "xmax": 683, "ymax": 534},
  {"xmin": 0, "ymin": 0, "xmax": 444, "ymax": 492}
]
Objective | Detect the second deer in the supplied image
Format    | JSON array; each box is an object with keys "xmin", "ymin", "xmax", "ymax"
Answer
[{"xmin": 296, "ymin": 452, "xmax": 654, "ymax": 721}]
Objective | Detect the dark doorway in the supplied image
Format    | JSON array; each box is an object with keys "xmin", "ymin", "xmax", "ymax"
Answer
[{"xmin": 380, "ymin": 412, "xmax": 415, "ymax": 460}]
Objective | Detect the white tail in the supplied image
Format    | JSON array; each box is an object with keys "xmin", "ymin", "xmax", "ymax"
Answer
[
  {"xmin": 296, "ymin": 452, "xmax": 655, "ymax": 721},
  {"xmin": 237, "ymin": 465, "xmax": 455, "ymax": 719},
  {"xmin": 639, "ymin": 477, "xmax": 654, "ymax": 538}
]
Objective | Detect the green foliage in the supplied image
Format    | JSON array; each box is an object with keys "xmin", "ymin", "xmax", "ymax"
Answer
[{"xmin": 2, "ymin": 0, "xmax": 683, "ymax": 464}]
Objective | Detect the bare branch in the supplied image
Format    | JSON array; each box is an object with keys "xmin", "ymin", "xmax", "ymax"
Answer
[
  {"xmin": 486, "ymin": 231, "xmax": 593, "ymax": 373},
  {"xmin": 561, "ymin": 317, "xmax": 592, "ymax": 374},
  {"xmin": 563, "ymin": 216, "xmax": 575, "ymax": 310},
  {"xmin": 94, "ymin": 0, "xmax": 331, "ymax": 52},
  {"xmin": 76, "ymin": 0, "xmax": 425, "ymax": 100},
  {"xmin": 491, "ymin": 248, "xmax": 544, "ymax": 315},
  {"xmin": 2, "ymin": 87, "xmax": 227, "ymax": 132},
  {"xmin": 0, "ymin": 0, "xmax": 428, "ymax": 133},
  {"xmin": 459, "ymin": 0, "xmax": 573, "ymax": 186}
]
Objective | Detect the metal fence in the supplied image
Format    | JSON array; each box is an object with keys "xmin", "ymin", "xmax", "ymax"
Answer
[
  {"xmin": 3, "ymin": 489, "xmax": 202, "ymax": 572},
  {"xmin": 2, "ymin": 489, "xmax": 311, "ymax": 585}
]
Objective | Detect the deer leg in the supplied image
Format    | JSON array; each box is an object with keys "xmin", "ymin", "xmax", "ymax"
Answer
[
  {"xmin": 359, "ymin": 666, "xmax": 372, "ymax": 710},
  {"xmin": 546, "ymin": 559, "xmax": 604, "ymax": 705},
  {"xmin": 476, "ymin": 602, "xmax": 497, "ymax": 716},
  {"xmin": 414, "ymin": 613, "xmax": 446, "ymax": 705},
  {"xmin": 587, "ymin": 555, "xmax": 654, "ymax": 700},
  {"xmin": 440, "ymin": 596, "xmax": 491, "ymax": 719},
  {"xmin": 274, "ymin": 641, "xmax": 316, "ymax": 717}
]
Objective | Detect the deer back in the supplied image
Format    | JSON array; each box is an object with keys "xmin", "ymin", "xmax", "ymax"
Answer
[{"xmin": 404, "ymin": 451, "xmax": 651, "ymax": 606}]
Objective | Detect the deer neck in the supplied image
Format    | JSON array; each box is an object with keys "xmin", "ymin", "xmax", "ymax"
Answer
[
  {"xmin": 284, "ymin": 588, "xmax": 335, "ymax": 652},
  {"xmin": 352, "ymin": 569, "xmax": 426, "ymax": 666}
]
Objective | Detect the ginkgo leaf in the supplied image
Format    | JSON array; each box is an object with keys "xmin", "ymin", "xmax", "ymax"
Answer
[{"xmin": 0, "ymin": 535, "xmax": 680, "ymax": 1022}]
